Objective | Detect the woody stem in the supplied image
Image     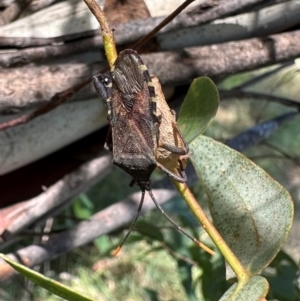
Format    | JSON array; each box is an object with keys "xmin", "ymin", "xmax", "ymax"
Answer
[{"xmin": 83, "ymin": 0, "xmax": 117, "ymax": 67}]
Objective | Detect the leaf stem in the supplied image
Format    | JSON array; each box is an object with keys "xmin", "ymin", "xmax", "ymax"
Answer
[
  {"xmin": 83, "ymin": 0, "xmax": 117, "ymax": 67},
  {"xmin": 132, "ymin": 0, "xmax": 195, "ymax": 51},
  {"xmin": 173, "ymin": 180, "xmax": 250, "ymax": 284}
]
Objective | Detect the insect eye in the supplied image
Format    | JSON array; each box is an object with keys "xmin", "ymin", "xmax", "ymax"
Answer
[{"xmin": 103, "ymin": 76, "xmax": 112, "ymax": 86}]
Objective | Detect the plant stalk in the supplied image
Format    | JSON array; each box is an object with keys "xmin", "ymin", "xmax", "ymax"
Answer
[
  {"xmin": 173, "ymin": 180, "xmax": 250, "ymax": 284},
  {"xmin": 83, "ymin": 0, "xmax": 117, "ymax": 67}
]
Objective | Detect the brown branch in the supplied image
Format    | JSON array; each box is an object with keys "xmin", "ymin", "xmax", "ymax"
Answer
[
  {"xmin": 83, "ymin": 0, "xmax": 111, "ymax": 34},
  {"xmin": 83, "ymin": 0, "xmax": 117, "ymax": 67},
  {"xmin": 0, "ymin": 0, "xmax": 269, "ymax": 66},
  {"xmin": 133, "ymin": 0, "xmax": 196, "ymax": 51},
  {"xmin": 219, "ymin": 89, "xmax": 300, "ymax": 110},
  {"xmin": 0, "ymin": 0, "xmax": 265, "ymax": 48}
]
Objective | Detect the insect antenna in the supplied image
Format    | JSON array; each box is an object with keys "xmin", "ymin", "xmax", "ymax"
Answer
[
  {"xmin": 147, "ymin": 189, "xmax": 215, "ymax": 255},
  {"xmin": 112, "ymin": 189, "xmax": 146, "ymax": 256}
]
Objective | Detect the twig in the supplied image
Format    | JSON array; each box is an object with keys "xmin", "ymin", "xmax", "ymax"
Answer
[
  {"xmin": 141, "ymin": 29, "xmax": 300, "ymax": 83},
  {"xmin": 219, "ymin": 89, "xmax": 300, "ymax": 111},
  {"xmin": 230, "ymin": 62, "xmax": 295, "ymax": 90},
  {"xmin": 249, "ymin": 154, "xmax": 300, "ymax": 168},
  {"xmin": 133, "ymin": 0, "xmax": 196, "ymax": 51},
  {"xmin": 83, "ymin": 0, "xmax": 117, "ymax": 67},
  {"xmin": 0, "ymin": 78, "xmax": 91, "ymax": 131},
  {"xmin": 262, "ymin": 141, "xmax": 300, "ymax": 167},
  {"xmin": 225, "ymin": 111, "xmax": 298, "ymax": 151}
]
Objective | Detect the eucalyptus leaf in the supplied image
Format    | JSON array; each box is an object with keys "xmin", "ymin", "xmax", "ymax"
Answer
[
  {"xmin": 0, "ymin": 254, "xmax": 95, "ymax": 301},
  {"xmin": 190, "ymin": 136, "xmax": 294, "ymax": 278},
  {"xmin": 177, "ymin": 77, "xmax": 219, "ymax": 143},
  {"xmin": 219, "ymin": 276, "xmax": 269, "ymax": 301}
]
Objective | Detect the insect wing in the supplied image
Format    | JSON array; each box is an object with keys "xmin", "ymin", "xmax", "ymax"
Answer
[{"xmin": 109, "ymin": 50, "xmax": 158, "ymax": 183}]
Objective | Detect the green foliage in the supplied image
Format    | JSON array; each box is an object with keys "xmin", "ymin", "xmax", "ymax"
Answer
[{"xmin": 177, "ymin": 77, "xmax": 293, "ymax": 299}]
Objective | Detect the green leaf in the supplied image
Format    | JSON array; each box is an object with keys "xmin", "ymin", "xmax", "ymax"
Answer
[
  {"xmin": 72, "ymin": 194, "xmax": 94, "ymax": 219},
  {"xmin": 0, "ymin": 254, "xmax": 95, "ymax": 301},
  {"xmin": 219, "ymin": 276, "xmax": 269, "ymax": 301},
  {"xmin": 190, "ymin": 136, "xmax": 294, "ymax": 278},
  {"xmin": 177, "ymin": 77, "xmax": 219, "ymax": 143},
  {"xmin": 94, "ymin": 235, "xmax": 113, "ymax": 254}
]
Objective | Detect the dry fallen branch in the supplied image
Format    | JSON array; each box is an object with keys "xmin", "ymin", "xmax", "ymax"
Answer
[
  {"xmin": 0, "ymin": 0, "xmax": 266, "ymax": 48},
  {"xmin": 0, "ymin": 0, "xmax": 279, "ymax": 67},
  {"xmin": 0, "ymin": 154, "xmax": 112, "ymax": 244},
  {"xmin": 1, "ymin": 29, "xmax": 300, "ymax": 127}
]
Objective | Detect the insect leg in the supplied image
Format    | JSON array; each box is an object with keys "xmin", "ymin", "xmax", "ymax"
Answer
[
  {"xmin": 112, "ymin": 189, "xmax": 146, "ymax": 256},
  {"xmin": 156, "ymin": 162, "xmax": 186, "ymax": 183},
  {"xmin": 104, "ymin": 125, "xmax": 113, "ymax": 151},
  {"xmin": 147, "ymin": 189, "xmax": 214, "ymax": 255},
  {"xmin": 162, "ymin": 115, "xmax": 193, "ymax": 156}
]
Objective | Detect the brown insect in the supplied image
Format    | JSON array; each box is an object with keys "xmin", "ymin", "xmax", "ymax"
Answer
[{"xmin": 93, "ymin": 49, "xmax": 205, "ymax": 255}]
